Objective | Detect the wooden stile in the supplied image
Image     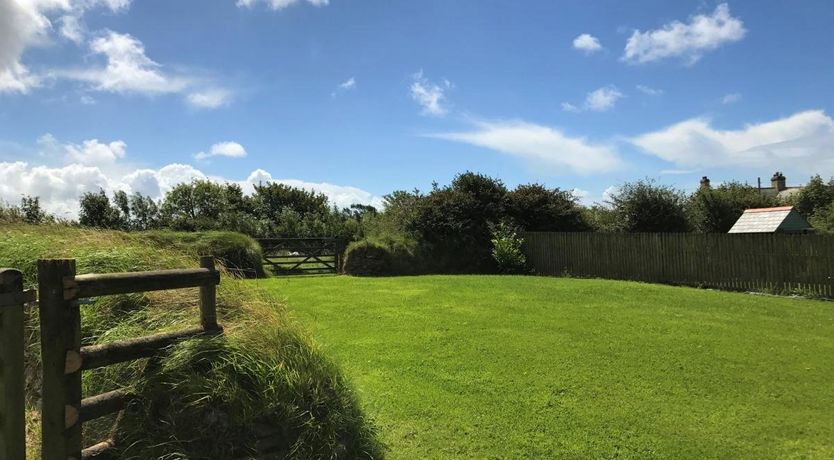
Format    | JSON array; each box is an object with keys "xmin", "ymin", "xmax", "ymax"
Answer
[{"xmin": 34, "ymin": 257, "xmax": 224, "ymax": 459}]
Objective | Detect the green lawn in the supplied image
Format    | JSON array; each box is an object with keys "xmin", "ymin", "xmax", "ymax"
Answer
[{"xmin": 256, "ymin": 275, "xmax": 834, "ymax": 459}]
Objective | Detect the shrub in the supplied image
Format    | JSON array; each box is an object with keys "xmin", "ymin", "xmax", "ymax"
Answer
[
  {"xmin": 607, "ymin": 180, "xmax": 690, "ymax": 233},
  {"xmin": 343, "ymin": 240, "xmax": 394, "ymax": 276},
  {"xmin": 139, "ymin": 231, "xmax": 265, "ymax": 278},
  {"xmin": 490, "ymin": 222, "xmax": 527, "ymax": 274}
]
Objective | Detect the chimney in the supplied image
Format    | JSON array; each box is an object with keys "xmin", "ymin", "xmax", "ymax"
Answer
[
  {"xmin": 771, "ymin": 172, "xmax": 786, "ymax": 191},
  {"xmin": 699, "ymin": 176, "xmax": 711, "ymax": 190}
]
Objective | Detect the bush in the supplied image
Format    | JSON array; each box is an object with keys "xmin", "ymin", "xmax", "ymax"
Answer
[
  {"xmin": 490, "ymin": 222, "xmax": 527, "ymax": 274},
  {"xmin": 139, "ymin": 231, "xmax": 265, "ymax": 278},
  {"xmin": 343, "ymin": 240, "xmax": 394, "ymax": 276},
  {"xmin": 608, "ymin": 180, "xmax": 690, "ymax": 233}
]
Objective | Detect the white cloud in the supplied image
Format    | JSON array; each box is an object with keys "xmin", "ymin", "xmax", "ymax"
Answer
[
  {"xmin": 636, "ymin": 84, "xmax": 663, "ymax": 96},
  {"xmin": 338, "ymin": 77, "xmax": 356, "ymax": 90},
  {"xmin": 0, "ymin": 0, "xmax": 132, "ymax": 93},
  {"xmin": 187, "ymin": 88, "xmax": 232, "ymax": 109},
  {"xmin": 236, "ymin": 0, "xmax": 329, "ymax": 10},
  {"xmin": 601, "ymin": 185, "xmax": 619, "ymax": 203},
  {"xmin": 631, "ymin": 110, "xmax": 834, "ymax": 175},
  {"xmin": 585, "ymin": 86, "xmax": 623, "ymax": 111},
  {"xmin": 65, "ymin": 138, "xmax": 127, "ymax": 165},
  {"xmin": 428, "ymin": 120, "xmax": 623, "ymax": 174},
  {"xmin": 410, "ymin": 70, "xmax": 451, "ymax": 116},
  {"xmin": 623, "ymin": 3, "xmax": 746, "ymax": 65},
  {"xmin": 60, "ymin": 14, "xmax": 85, "ymax": 44},
  {"xmin": 572, "ymin": 33, "xmax": 602, "ymax": 53},
  {"xmin": 194, "ymin": 141, "xmax": 247, "ymax": 161},
  {"xmin": 564, "ymin": 85, "xmax": 624, "ymax": 113},
  {"xmin": 721, "ymin": 92, "xmax": 742, "ymax": 104},
  {"xmin": 331, "ymin": 77, "xmax": 356, "ymax": 97},
  {"xmin": 561, "ymin": 102, "xmax": 579, "ymax": 113},
  {"xmin": 64, "ymin": 30, "xmax": 189, "ymax": 94},
  {"xmin": 0, "ymin": 135, "xmax": 382, "ymax": 218}
]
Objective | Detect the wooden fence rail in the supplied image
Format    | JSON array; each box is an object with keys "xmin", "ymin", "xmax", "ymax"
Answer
[
  {"xmin": 523, "ymin": 232, "xmax": 834, "ymax": 298},
  {"xmin": 37, "ymin": 256, "xmax": 221, "ymax": 460}
]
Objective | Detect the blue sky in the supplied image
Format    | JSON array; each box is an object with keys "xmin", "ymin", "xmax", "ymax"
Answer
[{"xmin": 2, "ymin": 0, "xmax": 834, "ymax": 217}]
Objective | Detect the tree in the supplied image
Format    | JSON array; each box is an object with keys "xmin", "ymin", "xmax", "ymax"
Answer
[
  {"xmin": 79, "ymin": 190, "xmax": 121, "ymax": 228},
  {"xmin": 688, "ymin": 182, "xmax": 776, "ymax": 233},
  {"xmin": 608, "ymin": 180, "xmax": 689, "ymax": 233},
  {"xmin": 506, "ymin": 184, "xmax": 591, "ymax": 232},
  {"xmin": 793, "ymin": 175, "xmax": 834, "ymax": 218},
  {"xmin": 129, "ymin": 193, "xmax": 161, "ymax": 230},
  {"xmin": 20, "ymin": 195, "xmax": 48, "ymax": 224},
  {"xmin": 411, "ymin": 172, "xmax": 508, "ymax": 272}
]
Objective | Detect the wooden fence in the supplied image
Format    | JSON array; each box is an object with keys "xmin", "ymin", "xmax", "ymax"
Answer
[
  {"xmin": 523, "ymin": 232, "xmax": 834, "ymax": 298},
  {"xmin": 0, "ymin": 256, "xmax": 221, "ymax": 460},
  {"xmin": 258, "ymin": 238, "xmax": 345, "ymax": 275}
]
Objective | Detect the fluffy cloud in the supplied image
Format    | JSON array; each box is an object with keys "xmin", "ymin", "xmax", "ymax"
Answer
[
  {"xmin": 194, "ymin": 141, "xmax": 247, "ymax": 161},
  {"xmin": 631, "ymin": 110, "xmax": 834, "ymax": 175},
  {"xmin": 0, "ymin": 0, "xmax": 131, "ymax": 93},
  {"xmin": 187, "ymin": 89, "xmax": 232, "ymax": 109},
  {"xmin": 623, "ymin": 3, "xmax": 746, "ymax": 65},
  {"xmin": 0, "ymin": 135, "xmax": 381, "ymax": 217},
  {"xmin": 428, "ymin": 120, "xmax": 623, "ymax": 174},
  {"xmin": 585, "ymin": 86, "xmax": 623, "ymax": 111},
  {"xmin": 65, "ymin": 138, "xmax": 127, "ymax": 165},
  {"xmin": 562, "ymin": 85, "xmax": 624, "ymax": 113},
  {"xmin": 572, "ymin": 33, "xmax": 602, "ymax": 53},
  {"xmin": 236, "ymin": 0, "xmax": 329, "ymax": 10},
  {"xmin": 63, "ymin": 31, "xmax": 189, "ymax": 94},
  {"xmin": 410, "ymin": 70, "xmax": 452, "ymax": 116}
]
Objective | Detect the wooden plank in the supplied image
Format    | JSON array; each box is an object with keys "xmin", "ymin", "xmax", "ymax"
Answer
[
  {"xmin": 39, "ymin": 259, "xmax": 81, "ymax": 460},
  {"xmin": 81, "ymin": 439, "xmax": 116, "ymax": 459},
  {"xmin": 80, "ymin": 389, "xmax": 132, "ymax": 423},
  {"xmin": 80, "ymin": 326, "xmax": 208, "ymax": 371},
  {"xmin": 0, "ymin": 269, "xmax": 26, "ymax": 460},
  {"xmin": 67, "ymin": 268, "xmax": 219, "ymax": 300},
  {"xmin": 199, "ymin": 256, "xmax": 220, "ymax": 331}
]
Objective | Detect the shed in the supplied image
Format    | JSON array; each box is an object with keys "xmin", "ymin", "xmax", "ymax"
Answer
[{"xmin": 727, "ymin": 206, "xmax": 813, "ymax": 234}]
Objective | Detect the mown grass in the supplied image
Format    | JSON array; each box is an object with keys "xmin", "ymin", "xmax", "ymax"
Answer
[
  {"xmin": 260, "ymin": 275, "xmax": 834, "ymax": 459},
  {"xmin": 0, "ymin": 224, "xmax": 380, "ymax": 459}
]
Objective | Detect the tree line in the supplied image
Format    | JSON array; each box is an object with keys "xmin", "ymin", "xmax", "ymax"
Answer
[{"xmin": 3, "ymin": 172, "xmax": 833, "ymax": 252}]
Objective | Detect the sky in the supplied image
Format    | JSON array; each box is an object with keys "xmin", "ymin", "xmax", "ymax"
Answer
[{"xmin": 1, "ymin": 0, "xmax": 834, "ymax": 218}]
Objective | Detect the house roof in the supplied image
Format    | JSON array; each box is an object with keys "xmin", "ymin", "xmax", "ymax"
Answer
[{"xmin": 728, "ymin": 206, "xmax": 812, "ymax": 233}]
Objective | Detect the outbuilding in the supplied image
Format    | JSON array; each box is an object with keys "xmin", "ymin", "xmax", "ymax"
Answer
[{"xmin": 727, "ymin": 206, "xmax": 813, "ymax": 234}]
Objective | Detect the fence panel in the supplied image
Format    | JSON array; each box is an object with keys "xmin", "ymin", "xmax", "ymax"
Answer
[{"xmin": 523, "ymin": 232, "xmax": 834, "ymax": 298}]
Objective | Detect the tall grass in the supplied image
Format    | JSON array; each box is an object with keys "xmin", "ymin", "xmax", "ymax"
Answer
[{"xmin": 0, "ymin": 224, "xmax": 380, "ymax": 458}]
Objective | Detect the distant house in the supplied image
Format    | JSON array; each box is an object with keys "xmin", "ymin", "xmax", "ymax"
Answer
[
  {"xmin": 699, "ymin": 171, "xmax": 804, "ymax": 200},
  {"xmin": 728, "ymin": 206, "xmax": 813, "ymax": 234}
]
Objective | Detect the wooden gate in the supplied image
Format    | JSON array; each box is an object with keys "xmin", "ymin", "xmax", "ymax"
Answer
[{"xmin": 258, "ymin": 238, "xmax": 344, "ymax": 275}]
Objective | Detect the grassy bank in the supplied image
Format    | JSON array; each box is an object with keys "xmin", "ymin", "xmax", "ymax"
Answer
[
  {"xmin": 261, "ymin": 275, "xmax": 834, "ymax": 459},
  {"xmin": 0, "ymin": 224, "xmax": 380, "ymax": 458}
]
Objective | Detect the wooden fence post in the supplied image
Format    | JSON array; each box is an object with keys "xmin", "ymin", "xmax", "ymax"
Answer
[
  {"xmin": 38, "ymin": 259, "xmax": 81, "ymax": 460},
  {"xmin": 199, "ymin": 256, "xmax": 220, "ymax": 332},
  {"xmin": 0, "ymin": 269, "xmax": 26, "ymax": 460}
]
